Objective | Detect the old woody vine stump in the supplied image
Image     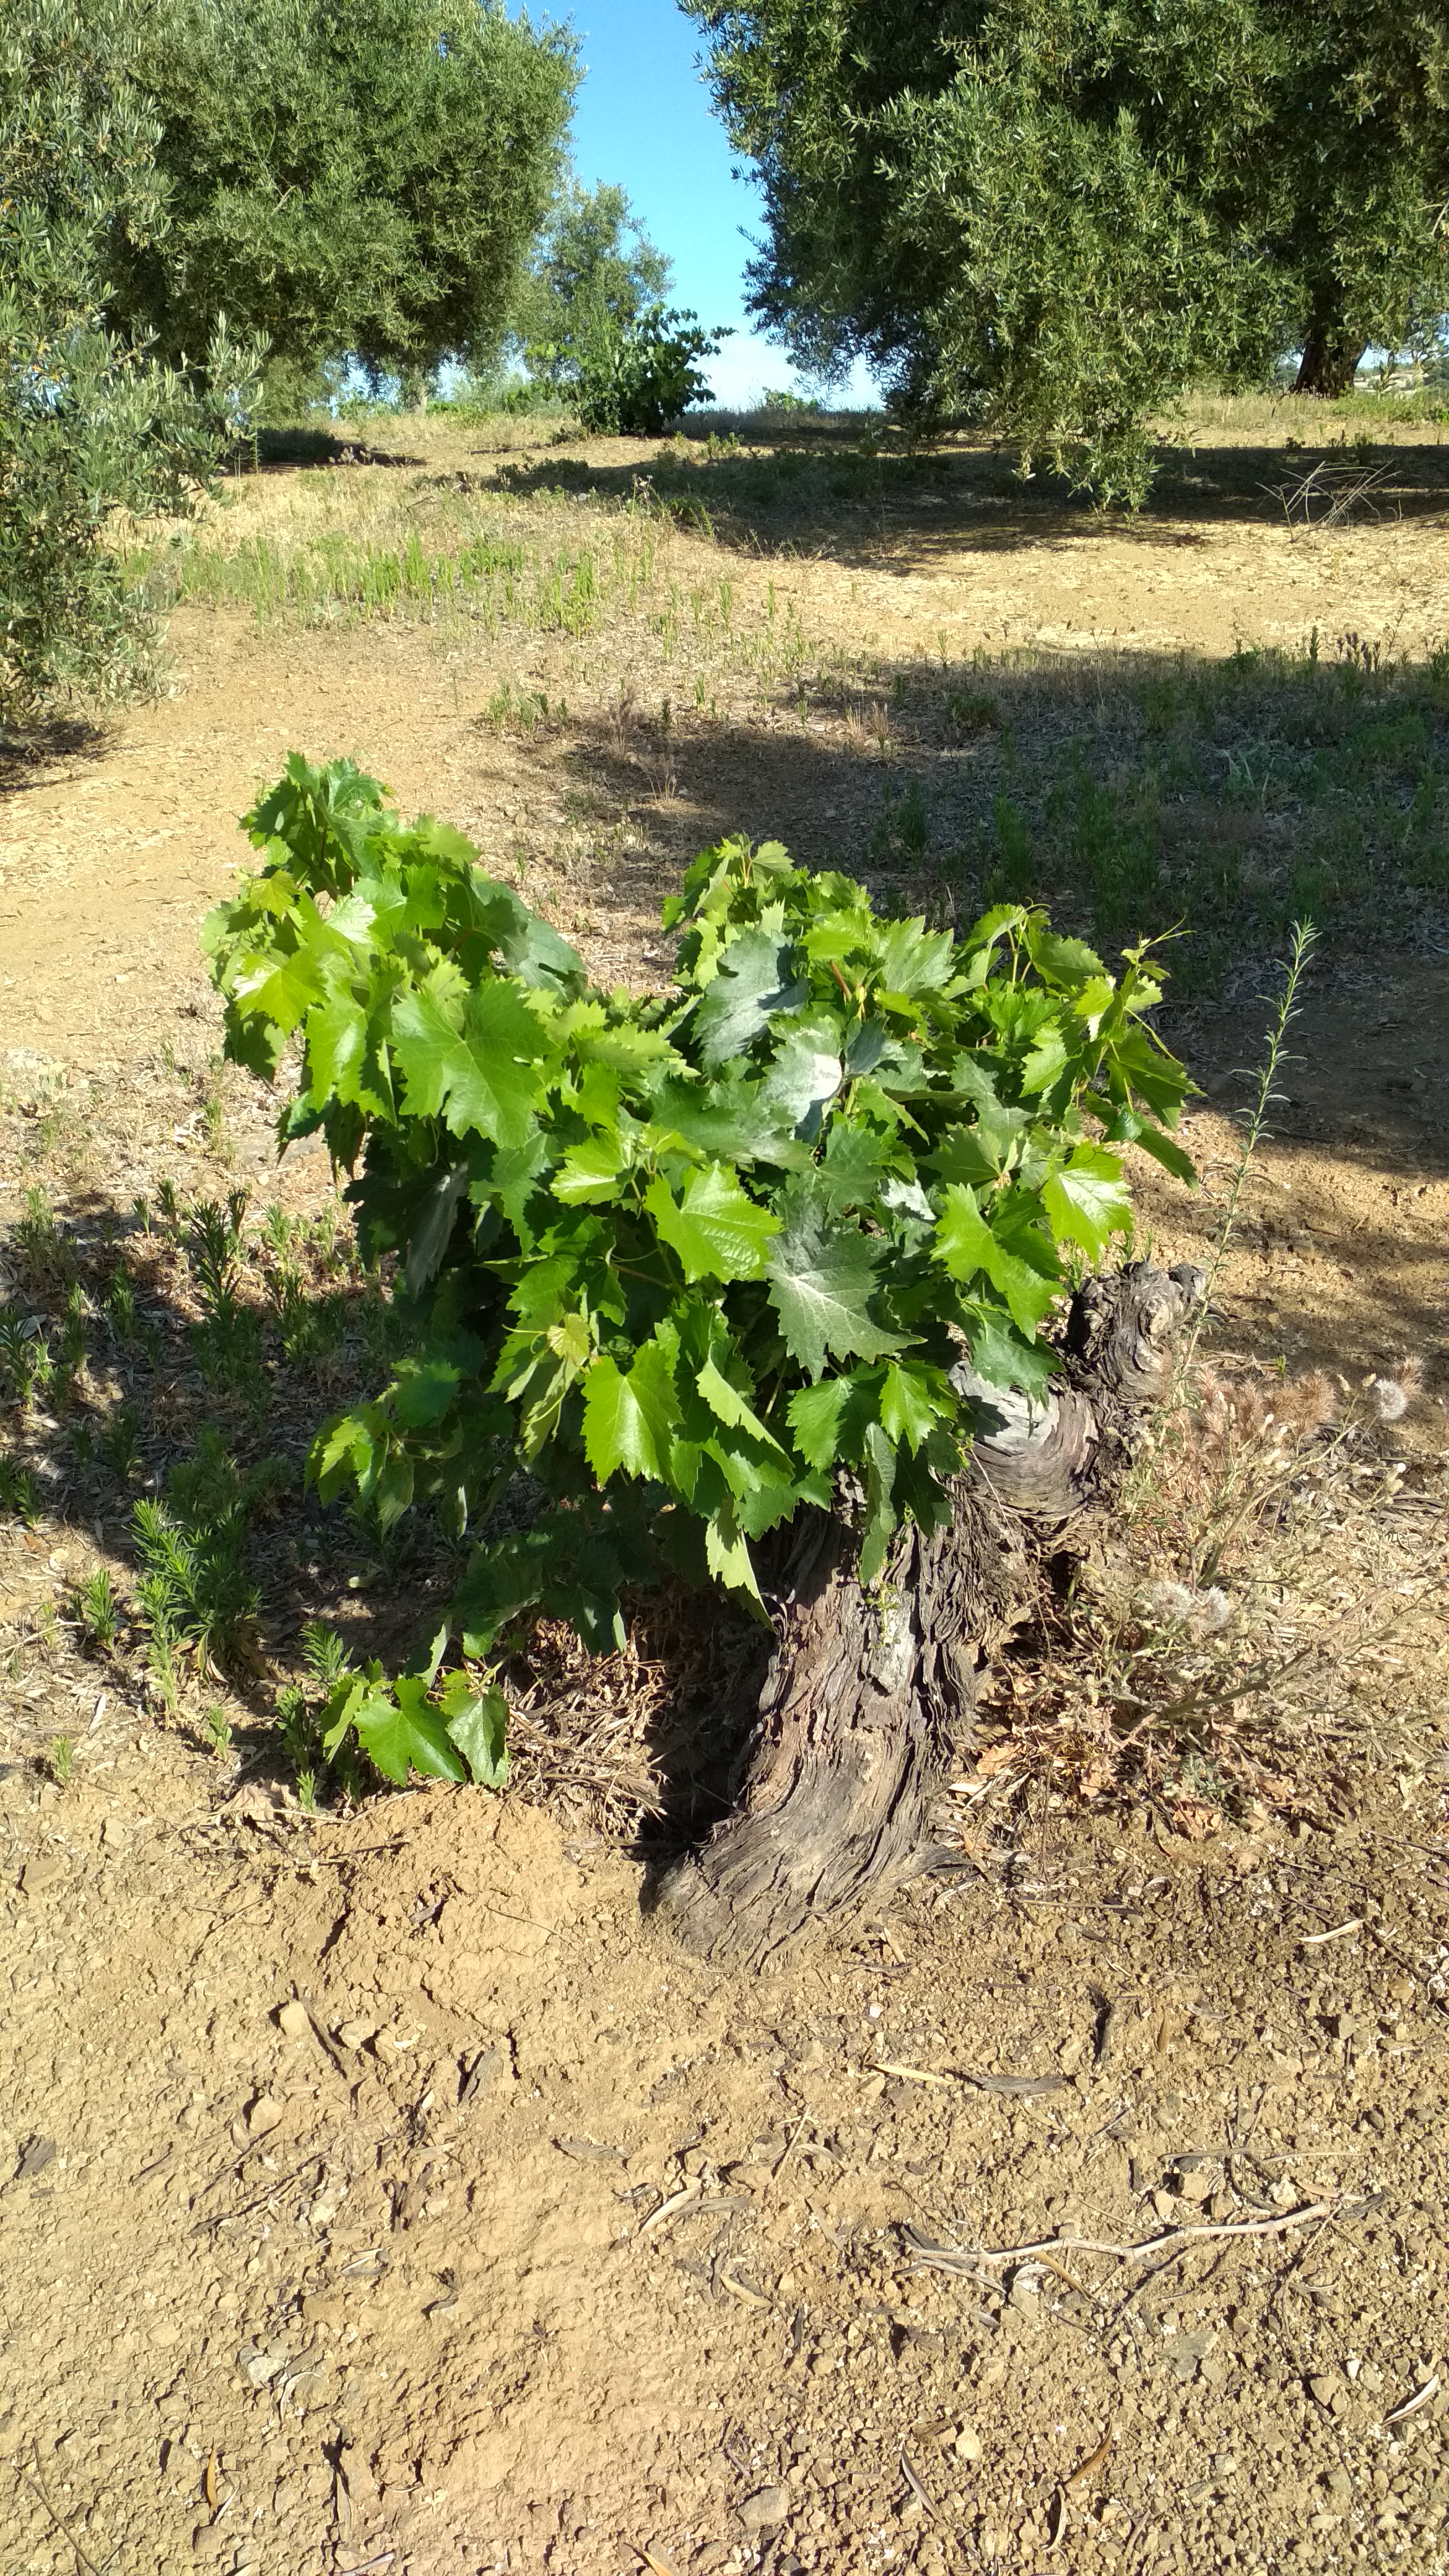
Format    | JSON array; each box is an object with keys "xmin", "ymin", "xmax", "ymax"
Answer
[{"xmin": 206, "ymin": 756, "xmax": 1197, "ymax": 1956}]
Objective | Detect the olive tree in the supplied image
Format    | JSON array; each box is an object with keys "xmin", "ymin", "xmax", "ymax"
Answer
[
  {"xmin": 107, "ymin": 0, "xmax": 578, "ymax": 398},
  {"xmin": 683, "ymin": 0, "xmax": 1449, "ymax": 498}
]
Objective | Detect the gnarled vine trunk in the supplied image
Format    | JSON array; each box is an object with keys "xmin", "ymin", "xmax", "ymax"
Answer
[{"xmin": 653, "ymin": 1263, "xmax": 1203, "ymax": 1964}]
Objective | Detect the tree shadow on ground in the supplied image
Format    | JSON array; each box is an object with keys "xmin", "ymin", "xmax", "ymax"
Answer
[
  {"xmin": 536, "ymin": 638, "xmax": 1449, "ymax": 1375},
  {"xmin": 250, "ymin": 425, "xmax": 428, "ymax": 472},
  {"xmin": 1, "ymin": 711, "xmax": 113, "ymax": 799},
  {"xmin": 488, "ymin": 412, "xmax": 1449, "ymax": 568}
]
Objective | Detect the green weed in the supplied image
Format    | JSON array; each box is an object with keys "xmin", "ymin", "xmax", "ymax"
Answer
[
  {"xmin": 201, "ymin": 1703, "xmax": 233, "ymax": 1757},
  {"xmin": 77, "ymin": 1566, "xmax": 121, "ymax": 1649},
  {"xmin": 0, "ymin": 1458, "xmax": 42, "ymax": 1524}
]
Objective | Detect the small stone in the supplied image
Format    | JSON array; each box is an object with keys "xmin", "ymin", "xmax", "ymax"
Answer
[
  {"xmin": 191, "ymin": 2525, "xmax": 227, "ymax": 2559},
  {"xmin": 372, "ymin": 2025, "xmax": 417, "ymax": 2061},
  {"xmin": 246, "ymin": 2095, "xmax": 284, "ymax": 2138},
  {"xmin": 737, "ymin": 2486, "xmax": 791, "ymax": 2531},
  {"xmin": 19, "ymin": 1856, "xmax": 64, "ymax": 1895},
  {"xmin": 336, "ymin": 2020, "xmax": 376, "ymax": 2051},
  {"xmin": 1176, "ymin": 2165, "xmax": 1217, "ymax": 2204},
  {"xmin": 277, "ymin": 2003, "xmax": 311, "ymax": 2039},
  {"xmin": 954, "ymin": 2424, "xmax": 983, "ymax": 2463},
  {"xmin": 1308, "ymin": 2372, "xmax": 1342, "ymax": 2408}
]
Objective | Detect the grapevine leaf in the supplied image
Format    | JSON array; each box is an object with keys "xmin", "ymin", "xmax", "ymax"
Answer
[
  {"xmin": 1017, "ymin": 1022, "xmax": 1073, "ymax": 1097},
  {"xmin": 859, "ymin": 1422, "xmax": 898, "ymax": 1586},
  {"xmin": 703, "ymin": 1505, "xmax": 765, "ymax": 1609},
  {"xmin": 391, "ymin": 980, "xmax": 543, "ymax": 1146},
  {"xmin": 767, "ymin": 1187, "xmax": 907, "ymax": 1380},
  {"xmin": 787, "ymin": 1370, "xmax": 880, "ymax": 1470},
  {"xmin": 961, "ymin": 1300, "xmax": 1060, "ymax": 1399},
  {"xmin": 404, "ymin": 1162, "xmax": 470, "ymax": 1294},
  {"xmin": 759, "ymin": 1021, "xmax": 843, "ymax": 1134},
  {"xmin": 695, "ymin": 1354, "xmax": 791, "ymax": 1461},
  {"xmin": 1040, "ymin": 1145, "xmax": 1134, "ymax": 1258},
  {"xmin": 1102, "ymin": 1107, "xmax": 1198, "ymax": 1184},
  {"xmin": 440, "ymin": 1671, "xmax": 510, "ymax": 1786},
  {"xmin": 470, "ymin": 879, "xmax": 586, "ymax": 994},
  {"xmin": 582, "ymin": 1351, "xmax": 672, "ymax": 1482},
  {"xmin": 553, "ymin": 1135, "xmax": 627, "ymax": 1203},
  {"xmin": 876, "ymin": 916, "xmax": 957, "ymax": 996},
  {"xmin": 391, "ymin": 1355, "xmax": 463, "ymax": 1427},
  {"xmin": 645, "ymin": 1164, "xmax": 779, "ymax": 1282},
  {"xmin": 879, "ymin": 1361, "xmax": 944, "ymax": 1451},
  {"xmin": 819, "ymin": 1123, "xmax": 899, "ymax": 1214},
  {"xmin": 342, "ymin": 1677, "xmax": 468, "ymax": 1785},
  {"xmin": 304, "ymin": 990, "xmax": 391, "ymax": 1120},
  {"xmin": 690, "ymin": 930, "xmax": 807, "ymax": 1068},
  {"xmin": 1022, "ymin": 925, "xmax": 1106, "ymax": 988},
  {"xmin": 933, "ymin": 1185, "xmax": 1060, "ymax": 1336}
]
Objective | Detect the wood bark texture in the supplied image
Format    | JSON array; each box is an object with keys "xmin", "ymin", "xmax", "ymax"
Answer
[
  {"xmin": 653, "ymin": 1262, "xmax": 1204, "ymax": 1965},
  {"xmin": 1293, "ymin": 324, "xmax": 1368, "ymax": 398}
]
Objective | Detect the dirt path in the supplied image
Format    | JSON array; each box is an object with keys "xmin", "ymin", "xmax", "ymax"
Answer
[
  {"xmin": 2, "ymin": 429, "xmax": 1448, "ymax": 2574},
  {"xmin": 5, "ymin": 1737, "xmax": 1449, "ymax": 2575}
]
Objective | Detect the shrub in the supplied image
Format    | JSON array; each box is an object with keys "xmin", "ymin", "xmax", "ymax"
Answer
[
  {"xmin": 562, "ymin": 303, "xmax": 726, "ymax": 438},
  {"xmin": 1, "ymin": 0, "xmax": 261, "ymax": 720},
  {"xmin": 204, "ymin": 756, "xmax": 1191, "ymax": 1777}
]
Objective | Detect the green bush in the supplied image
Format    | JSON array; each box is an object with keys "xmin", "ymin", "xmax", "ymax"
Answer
[
  {"xmin": 562, "ymin": 303, "xmax": 726, "ymax": 438},
  {"xmin": 204, "ymin": 755, "xmax": 1191, "ymax": 1778},
  {"xmin": 1, "ymin": 0, "xmax": 260, "ymax": 721}
]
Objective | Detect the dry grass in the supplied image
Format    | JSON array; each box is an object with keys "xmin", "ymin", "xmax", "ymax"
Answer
[{"xmin": 955, "ymin": 1356, "xmax": 1448, "ymax": 1850}]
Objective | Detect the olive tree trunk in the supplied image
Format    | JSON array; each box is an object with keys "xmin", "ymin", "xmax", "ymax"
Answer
[
  {"xmin": 1293, "ymin": 320, "xmax": 1368, "ymax": 399},
  {"xmin": 653, "ymin": 1263, "xmax": 1203, "ymax": 1965}
]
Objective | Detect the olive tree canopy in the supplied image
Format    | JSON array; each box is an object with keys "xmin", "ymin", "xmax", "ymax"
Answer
[
  {"xmin": 108, "ymin": 0, "xmax": 578, "ymax": 390},
  {"xmin": 684, "ymin": 0, "xmax": 1449, "ymax": 498}
]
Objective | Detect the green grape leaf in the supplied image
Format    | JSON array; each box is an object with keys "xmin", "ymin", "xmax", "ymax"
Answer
[
  {"xmin": 1022, "ymin": 925, "xmax": 1106, "ymax": 988},
  {"xmin": 392, "ymin": 980, "xmax": 544, "ymax": 1146},
  {"xmin": 876, "ymin": 916, "xmax": 957, "ymax": 997},
  {"xmin": 646, "ymin": 1164, "xmax": 779, "ymax": 1282},
  {"xmin": 819, "ymin": 1123, "xmax": 899, "ymax": 1214},
  {"xmin": 787, "ymin": 1369, "xmax": 881, "ymax": 1469},
  {"xmin": 334, "ymin": 1676, "xmax": 468, "ymax": 1785},
  {"xmin": 440, "ymin": 1671, "xmax": 510, "ymax": 1786},
  {"xmin": 553, "ymin": 1135, "xmax": 627, "ymax": 1203},
  {"xmin": 934, "ymin": 1185, "xmax": 1060, "ymax": 1337},
  {"xmin": 404, "ymin": 1162, "xmax": 471, "ymax": 1295},
  {"xmin": 471, "ymin": 878, "xmax": 586, "ymax": 994},
  {"xmin": 581, "ymin": 1344, "xmax": 678, "ymax": 1483},
  {"xmin": 1040, "ymin": 1145, "xmax": 1134, "ymax": 1258},
  {"xmin": 695, "ymin": 1354, "xmax": 791, "ymax": 1461},
  {"xmin": 879, "ymin": 1361, "xmax": 946, "ymax": 1451},
  {"xmin": 1017, "ymin": 1022, "xmax": 1073, "ymax": 1097},
  {"xmin": 703, "ymin": 1505, "xmax": 765, "ymax": 1609},
  {"xmin": 961, "ymin": 1300, "xmax": 1060, "ymax": 1399},
  {"xmin": 1102, "ymin": 1107, "xmax": 1197, "ymax": 1183},
  {"xmin": 759, "ymin": 1021, "xmax": 843, "ymax": 1134},
  {"xmin": 390, "ymin": 1354, "xmax": 463, "ymax": 1427},
  {"xmin": 767, "ymin": 1187, "xmax": 906, "ymax": 1381},
  {"xmin": 689, "ymin": 930, "xmax": 807, "ymax": 1068}
]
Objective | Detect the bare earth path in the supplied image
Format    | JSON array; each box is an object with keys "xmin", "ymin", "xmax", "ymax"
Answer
[{"xmin": 2, "ymin": 426, "xmax": 1448, "ymax": 2576}]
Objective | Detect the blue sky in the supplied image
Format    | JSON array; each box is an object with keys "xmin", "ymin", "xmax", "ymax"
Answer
[{"xmin": 561, "ymin": 0, "xmax": 878, "ymax": 409}]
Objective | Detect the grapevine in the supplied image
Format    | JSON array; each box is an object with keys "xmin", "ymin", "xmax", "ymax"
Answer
[{"xmin": 205, "ymin": 755, "xmax": 1192, "ymax": 1783}]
